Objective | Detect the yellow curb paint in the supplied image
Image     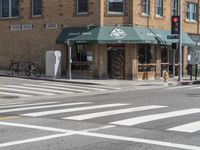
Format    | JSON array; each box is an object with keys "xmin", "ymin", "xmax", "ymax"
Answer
[{"xmin": 0, "ymin": 116, "xmax": 19, "ymax": 120}]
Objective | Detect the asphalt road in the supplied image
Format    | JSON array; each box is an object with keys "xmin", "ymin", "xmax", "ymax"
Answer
[{"xmin": 0, "ymin": 77, "xmax": 200, "ymax": 150}]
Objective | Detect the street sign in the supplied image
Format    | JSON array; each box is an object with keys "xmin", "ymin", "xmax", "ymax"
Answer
[{"xmin": 167, "ymin": 35, "xmax": 179, "ymax": 39}]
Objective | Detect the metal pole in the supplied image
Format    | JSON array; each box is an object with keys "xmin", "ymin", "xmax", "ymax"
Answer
[
  {"xmin": 178, "ymin": 0, "xmax": 183, "ymax": 81},
  {"xmin": 67, "ymin": 39, "xmax": 72, "ymax": 79}
]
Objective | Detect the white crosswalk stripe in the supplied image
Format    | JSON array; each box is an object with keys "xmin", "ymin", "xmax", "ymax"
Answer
[
  {"xmin": 63, "ymin": 105, "xmax": 168, "ymax": 120},
  {"xmin": 40, "ymin": 82, "xmax": 108, "ymax": 91},
  {"xmin": 22, "ymin": 103, "xmax": 129, "ymax": 117},
  {"xmin": 0, "ymin": 102, "xmax": 92, "ymax": 113},
  {"xmin": 0, "ymin": 91, "xmax": 31, "ymax": 97},
  {"xmin": 167, "ymin": 121, "xmax": 200, "ymax": 133},
  {"xmin": 0, "ymin": 87, "xmax": 55, "ymax": 96},
  {"xmin": 4, "ymin": 85, "xmax": 72, "ymax": 94},
  {"xmin": 23, "ymin": 84, "xmax": 90, "ymax": 93},
  {"xmin": 0, "ymin": 100, "xmax": 200, "ymax": 134},
  {"xmin": 110, "ymin": 109, "xmax": 200, "ymax": 126},
  {"xmin": 0, "ymin": 82, "xmax": 120, "ymax": 98},
  {"xmin": 0, "ymin": 102, "xmax": 58, "ymax": 109}
]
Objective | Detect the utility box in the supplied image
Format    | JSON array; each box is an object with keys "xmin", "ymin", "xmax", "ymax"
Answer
[{"xmin": 46, "ymin": 51, "xmax": 61, "ymax": 78}]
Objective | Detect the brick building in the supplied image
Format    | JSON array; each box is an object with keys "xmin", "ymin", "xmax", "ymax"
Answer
[{"xmin": 0, "ymin": 0, "xmax": 197, "ymax": 80}]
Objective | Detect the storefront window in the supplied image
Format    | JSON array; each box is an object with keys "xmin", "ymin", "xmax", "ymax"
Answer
[
  {"xmin": 138, "ymin": 44, "xmax": 155, "ymax": 72},
  {"xmin": 71, "ymin": 44, "xmax": 93, "ymax": 70}
]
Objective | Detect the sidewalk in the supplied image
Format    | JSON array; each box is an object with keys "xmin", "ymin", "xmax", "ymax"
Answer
[{"xmin": 0, "ymin": 70, "xmax": 199, "ymax": 88}]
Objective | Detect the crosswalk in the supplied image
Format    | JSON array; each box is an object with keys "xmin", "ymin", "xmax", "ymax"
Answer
[
  {"xmin": 0, "ymin": 101, "xmax": 200, "ymax": 134},
  {"xmin": 165, "ymin": 85, "xmax": 200, "ymax": 90},
  {"xmin": 0, "ymin": 82, "xmax": 121, "ymax": 98}
]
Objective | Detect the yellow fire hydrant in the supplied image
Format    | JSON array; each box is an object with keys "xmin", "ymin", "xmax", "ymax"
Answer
[{"xmin": 162, "ymin": 71, "xmax": 169, "ymax": 83}]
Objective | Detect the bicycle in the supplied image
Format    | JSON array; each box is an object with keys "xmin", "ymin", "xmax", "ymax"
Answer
[
  {"xmin": 8, "ymin": 60, "xmax": 21, "ymax": 75},
  {"xmin": 23, "ymin": 61, "xmax": 41, "ymax": 77}
]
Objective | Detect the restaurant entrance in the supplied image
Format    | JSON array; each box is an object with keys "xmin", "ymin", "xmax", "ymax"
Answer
[{"xmin": 107, "ymin": 47, "xmax": 125, "ymax": 79}]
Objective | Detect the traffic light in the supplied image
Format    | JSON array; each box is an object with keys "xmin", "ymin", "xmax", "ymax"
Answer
[{"xmin": 171, "ymin": 16, "xmax": 180, "ymax": 34}]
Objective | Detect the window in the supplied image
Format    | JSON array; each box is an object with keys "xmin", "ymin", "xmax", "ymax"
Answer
[
  {"xmin": 32, "ymin": 0, "xmax": 42, "ymax": 16},
  {"xmin": 72, "ymin": 44, "xmax": 93, "ymax": 70},
  {"xmin": 171, "ymin": 0, "xmax": 178, "ymax": 16},
  {"xmin": 141, "ymin": 0, "xmax": 149, "ymax": 15},
  {"xmin": 77, "ymin": 0, "xmax": 88, "ymax": 14},
  {"xmin": 138, "ymin": 44, "xmax": 156, "ymax": 72},
  {"xmin": 108, "ymin": 0, "xmax": 125, "ymax": 14},
  {"xmin": 156, "ymin": 0, "xmax": 163, "ymax": 17},
  {"xmin": 0, "ymin": 0, "xmax": 19, "ymax": 18},
  {"xmin": 186, "ymin": 3, "xmax": 197, "ymax": 21}
]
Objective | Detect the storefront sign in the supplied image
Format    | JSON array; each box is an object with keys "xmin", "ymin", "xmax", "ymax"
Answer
[{"xmin": 110, "ymin": 28, "xmax": 127, "ymax": 39}]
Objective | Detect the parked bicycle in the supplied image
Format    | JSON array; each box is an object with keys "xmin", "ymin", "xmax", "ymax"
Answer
[
  {"xmin": 23, "ymin": 61, "xmax": 41, "ymax": 77},
  {"xmin": 8, "ymin": 60, "xmax": 21, "ymax": 75},
  {"xmin": 8, "ymin": 60, "xmax": 41, "ymax": 77}
]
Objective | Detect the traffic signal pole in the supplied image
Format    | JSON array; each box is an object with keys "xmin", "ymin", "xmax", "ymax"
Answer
[{"xmin": 178, "ymin": 0, "xmax": 183, "ymax": 81}]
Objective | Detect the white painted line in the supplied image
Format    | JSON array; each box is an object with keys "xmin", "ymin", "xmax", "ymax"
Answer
[
  {"xmin": 0, "ymin": 121, "xmax": 200, "ymax": 149},
  {"xmin": 0, "ymin": 91, "xmax": 31, "ymax": 97},
  {"xmin": 0, "ymin": 102, "xmax": 92, "ymax": 114},
  {"xmin": 83, "ymin": 125, "xmax": 116, "ymax": 132},
  {"xmin": 110, "ymin": 109, "xmax": 200, "ymax": 126},
  {"xmin": 41, "ymin": 83, "xmax": 108, "ymax": 91},
  {"xmin": 0, "ymin": 102, "xmax": 27, "ymax": 106},
  {"xmin": 0, "ymin": 102, "xmax": 58, "ymax": 109},
  {"xmin": 0, "ymin": 132, "xmax": 75, "ymax": 148},
  {"xmin": 0, "ymin": 121, "xmax": 70, "ymax": 133},
  {"xmin": 77, "ymin": 131, "xmax": 200, "ymax": 150},
  {"xmin": 4, "ymin": 85, "xmax": 72, "ymax": 94},
  {"xmin": 167, "ymin": 121, "xmax": 200, "ymax": 133},
  {"xmin": 190, "ymin": 86, "xmax": 200, "ymax": 89},
  {"xmin": 23, "ymin": 84, "xmax": 89, "ymax": 93},
  {"xmin": 166, "ymin": 86, "xmax": 193, "ymax": 90},
  {"xmin": 0, "ymin": 87, "xmax": 54, "ymax": 96},
  {"xmin": 22, "ymin": 103, "xmax": 130, "ymax": 117},
  {"xmin": 63, "ymin": 105, "xmax": 168, "ymax": 121}
]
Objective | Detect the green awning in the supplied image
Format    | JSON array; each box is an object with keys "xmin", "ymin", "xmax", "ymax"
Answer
[
  {"xmin": 56, "ymin": 26, "xmax": 195, "ymax": 46},
  {"xmin": 148, "ymin": 28, "xmax": 195, "ymax": 46},
  {"xmin": 56, "ymin": 26, "xmax": 100, "ymax": 44}
]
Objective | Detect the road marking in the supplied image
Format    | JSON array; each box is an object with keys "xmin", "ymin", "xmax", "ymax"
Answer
[
  {"xmin": 83, "ymin": 125, "xmax": 116, "ymax": 132},
  {"xmin": 23, "ymin": 84, "xmax": 89, "ymax": 93},
  {"xmin": 77, "ymin": 131, "xmax": 200, "ymax": 150},
  {"xmin": 22, "ymin": 103, "xmax": 130, "ymax": 117},
  {"xmin": 0, "ymin": 121, "xmax": 200, "ymax": 149},
  {"xmin": 0, "ymin": 122, "xmax": 69, "ymax": 132},
  {"xmin": 41, "ymin": 83, "xmax": 108, "ymax": 91},
  {"xmin": 166, "ymin": 86, "xmax": 194, "ymax": 90},
  {"xmin": 0, "ymin": 102, "xmax": 92, "ymax": 114},
  {"xmin": 0, "ymin": 91, "xmax": 31, "ymax": 97},
  {"xmin": 0, "ymin": 116, "xmax": 18, "ymax": 120},
  {"xmin": 167, "ymin": 121, "xmax": 200, "ymax": 133},
  {"xmin": 63, "ymin": 105, "xmax": 168, "ymax": 121},
  {"xmin": 0, "ymin": 102, "xmax": 58, "ymax": 109},
  {"xmin": 0, "ymin": 87, "xmax": 55, "ymax": 96},
  {"xmin": 110, "ymin": 108, "xmax": 200, "ymax": 126},
  {"xmin": 0, "ymin": 132, "xmax": 75, "ymax": 148},
  {"xmin": 0, "ymin": 102, "xmax": 27, "ymax": 106},
  {"xmin": 4, "ymin": 85, "xmax": 72, "ymax": 94},
  {"xmin": 190, "ymin": 86, "xmax": 200, "ymax": 89}
]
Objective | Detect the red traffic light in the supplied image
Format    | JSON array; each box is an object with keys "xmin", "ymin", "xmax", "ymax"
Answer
[
  {"xmin": 172, "ymin": 17, "xmax": 178, "ymax": 22},
  {"xmin": 171, "ymin": 16, "xmax": 180, "ymax": 34}
]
